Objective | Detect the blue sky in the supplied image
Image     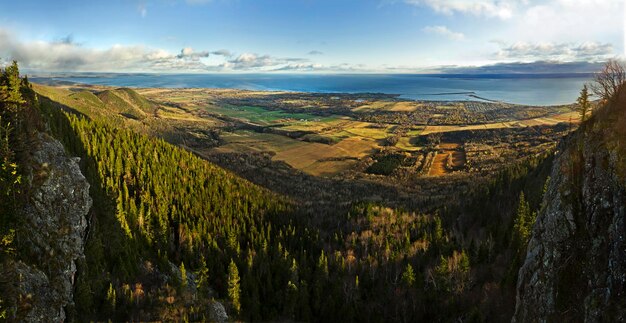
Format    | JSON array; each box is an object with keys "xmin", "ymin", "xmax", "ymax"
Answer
[{"xmin": 0, "ymin": 0, "xmax": 623, "ymax": 73}]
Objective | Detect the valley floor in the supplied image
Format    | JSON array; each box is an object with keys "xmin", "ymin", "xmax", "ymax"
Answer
[{"xmin": 31, "ymin": 82, "xmax": 577, "ymax": 211}]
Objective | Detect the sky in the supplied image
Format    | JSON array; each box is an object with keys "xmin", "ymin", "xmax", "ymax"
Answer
[{"xmin": 0, "ymin": 0, "xmax": 623, "ymax": 73}]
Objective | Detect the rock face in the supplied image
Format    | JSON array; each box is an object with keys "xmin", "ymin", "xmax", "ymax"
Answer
[
  {"xmin": 12, "ymin": 132, "xmax": 92, "ymax": 322},
  {"xmin": 513, "ymin": 113, "xmax": 626, "ymax": 322},
  {"xmin": 209, "ymin": 301, "xmax": 229, "ymax": 323}
]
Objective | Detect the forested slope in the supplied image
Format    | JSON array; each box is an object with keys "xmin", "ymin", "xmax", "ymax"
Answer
[
  {"xmin": 1, "ymin": 61, "xmax": 570, "ymax": 322},
  {"xmin": 36, "ymin": 82, "xmax": 555, "ymax": 322},
  {"xmin": 39, "ymin": 91, "xmax": 324, "ymax": 321}
]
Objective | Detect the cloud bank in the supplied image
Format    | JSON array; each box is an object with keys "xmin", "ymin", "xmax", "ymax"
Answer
[
  {"xmin": 0, "ymin": 27, "xmax": 614, "ymax": 74},
  {"xmin": 0, "ymin": 28, "xmax": 331, "ymax": 72},
  {"xmin": 494, "ymin": 41, "xmax": 614, "ymax": 62},
  {"xmin": 438, "ymin": 60, "xmax": 605, "ymax": 74}
]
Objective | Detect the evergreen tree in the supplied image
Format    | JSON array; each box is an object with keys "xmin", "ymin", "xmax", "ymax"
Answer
[
  {"xmin": 106, "ymin": 283, "xmax": 116, "ymax": 313},
  {"xmin": 402, "ymin": 263, "xmax": 416, "ymax": 287},
  {"xmin": 2, "ymin": 61, "xmax": 24, "ymax": 106},
  {"xmin": 195, "ymin": 256, "xmax": 210, "ymax": 297},
  {"xmin": 317, "ymin": 250, "xmax": 328, "ymax": 276},
  {"xmin": 228, "ymin": 259, "xmax": 241, "ymax": 314},
  {"xmin": 180, "ymin": 262, "xmax": 187, "ymax": 288},
  {"xmin": 577, "ymin": 84, "xmax": 591, "ymax": 122},
  {"xmin": 513, "ymin": 192, "xmax": 535, "ymax": 248}
]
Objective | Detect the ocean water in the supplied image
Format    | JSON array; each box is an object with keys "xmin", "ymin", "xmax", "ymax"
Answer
[{"xmin": 35, "ymin": 73, "xmax": 593, "ymax": 106}]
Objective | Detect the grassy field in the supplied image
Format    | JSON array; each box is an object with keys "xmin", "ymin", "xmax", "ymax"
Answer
[
  {"xmin": 274, "ymin": 137, "xmax": 378, "ymax": 176},
  {"xmin": 353, "ymin": 101, "xmax": 421, "ymax": 112},
  {"xmin": 216, "ymin": 130, "xmax": 309, "ymax": 153},
  {"xmin": 396, "ymin": 137, "xmax": 422, "ymax": 151},
  {"xmin": 212, "ymin": 129, "xmax": 380, "ymax": 176},
  {"xmin": 343, "ymin": 123, "xmax": 392, "ymax": 140},
  {"xmin": 208, "ymin": 105, "xmax": 339, "ymax": 125},
  {"xmin": 421, "ymin": 111, "xmax": 577, "ymax": 135},
  {"xmin": 427, "ymin": 143, "xmax": 466, "ymax": 176}
]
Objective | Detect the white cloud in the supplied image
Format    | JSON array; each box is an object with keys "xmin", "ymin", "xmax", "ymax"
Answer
[
  {"xmin": 0, "ymin": 28, "xmax": 331, "ymax": 72},
  {"xmin": 438, "ymin": 61, "xmax": 605, "ymax": 74},
  {"xmin": 405, "ymin": 0, "xmax": 520, "ymax": 19},
  {"xmin": 275, "ymin": 63, "xmax": 324, "ymax": 71},
  {"xmin": 176, "ymin": 47, "xmax": 210, "ymax": 60},
  {"xmin": 0, "ymin": 28, "xmax": 217, "ymax": 72},
  {"xmin": 494, "ymin": 41, "xmax": 614, "ymax": 61},
  {"xmin": 220, "ymin": 53, "xmax": 315, "ymax": 71},
  {"xmin": 516, "ymin": 0, "xmax": 622, "ymax": 41},
  {"xmin": 308, "ymin": 50, "xmax": 324, "ymax": 55},
  {"xmin": 225, "ymin": 53, "xmax": 275, "ymax": 69},
  {"xmin": 404, "ymin": 0, "xmax": 622, "ymax": 64},
  {"xmin": 422, "ymin": 25, "xmax": 465, "ymax": 41}
]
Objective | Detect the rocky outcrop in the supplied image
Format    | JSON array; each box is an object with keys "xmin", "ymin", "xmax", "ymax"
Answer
[
  {"xmin": 10, "ymin": 132, "xmax": 92, "ymax": 322},
  {"xmin": 513, "ymin": 109, "xmax": 626, "ymax": 322},
  {"xmin": 209, "ymin": 301, "xmax": 229, "ymax": 323}
]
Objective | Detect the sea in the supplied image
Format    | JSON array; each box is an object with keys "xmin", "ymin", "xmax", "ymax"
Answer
[{"xmin": 31, "ymin": 73, "xmax": 594, "ymax": 106}]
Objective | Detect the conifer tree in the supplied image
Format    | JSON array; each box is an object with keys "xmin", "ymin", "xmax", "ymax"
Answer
[
  {"xmin": 195, "ymin": 256, "xmax": 210, "ymax": 297},
  {"xmin": 180, "ymin": 262, "xmax": 187, "ymax": 288},
  {"xmin": 577, "ymin": 84, "xmax": 591, "ymax": 122},
  {"xmin": 228, "ymin": 259, "xmax": 241, "ymax": 314},
  {"xmin": 513, "ymin": 192, "xmax": 535, "ymax": 247},
  {"xmin": 402, "ymin": 263, "xmax": 416, "ymax": 287},
  {"xmin": 2, "ymin": 61, "xmax": 24, "ymax": 106},
  {"xmin": 106, "ymin": 283, "xmax": 117, "ymax": 313}
]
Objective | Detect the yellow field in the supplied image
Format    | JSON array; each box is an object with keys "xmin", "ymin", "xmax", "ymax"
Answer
[
  {"xmin": 396, "ymin": 137, "xmax": 422, "ymax": 151},
  {"xmin": 427, "ymin": 143, "xmax": 466, "ymax": 176},
  {"xmin": 217, "ymin": 131, "xmax": 309, "ymax": 153},
  {"xmin": 213, "ymin": 130, "xmax": 380, "ymax": 176},
  {"xmin": 344, "ymin": 123, "xmax": 391, "ymax": 139},
  {"xmin": 281, "ymin": 118, "xmax": 351, "ymax": 132},
  {"xmin": 421, "ymin": 111, "xmax": 577, "ymax": 135},
  {"xmin": 352, "ymin": 101, "xmax": 394, "ymax": 112},
  {"xmin": 353, "ymin": 101, "xmax": 420, "ymax": 112},
  {"xmin": 274, "ymin": 137, "xmax": 378, "ymax": 176},
  {"xmin": 333, "ymin": 137, "xmax": 379, "ymax": 156},
  {"xmin": 421, "ymin": 123, "xmax": 507, "ymax": 135},
  {"xmin": 389, "ymin": 102, "xmax": 420, "ymax": 112}
]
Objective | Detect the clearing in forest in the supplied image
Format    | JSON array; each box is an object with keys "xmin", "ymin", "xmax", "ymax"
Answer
[{"xmin": 428, "ymin": 143, "xmax": 466, "ymax": 176}]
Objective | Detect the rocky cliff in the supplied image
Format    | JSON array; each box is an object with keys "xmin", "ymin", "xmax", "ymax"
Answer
[
  {"xmin": 5, "ymin": 132, "xmax": 92, "ymax": 322},
  {"xmin": 513, "ymin": 101, "xmax": 626, "ymax": 322}
]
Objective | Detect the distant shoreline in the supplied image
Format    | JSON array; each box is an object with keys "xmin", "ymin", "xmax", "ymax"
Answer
[
  {"xmin": 30, "ymin": 73, "xmax": 590, "ymax": 106},
  {"xmin": 27, "ymin": 72, "xmax": 596, "ymax": 78}
]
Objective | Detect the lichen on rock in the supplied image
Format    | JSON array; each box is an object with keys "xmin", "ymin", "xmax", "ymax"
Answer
[
  {"xmin": 513, "ymin": 112, "xmax": 626, "ymax": 322},
  {"xmin": 8, "ymin": 132, "xmax": 92, "ymax": 322}
]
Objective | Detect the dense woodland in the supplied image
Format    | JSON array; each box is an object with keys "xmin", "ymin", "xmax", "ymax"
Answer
[
  {"xmin": 0, "ymin": 62, "xmax": 41, "ymax": 320},
  {"xmin": 1, "ymin": 62, "xmax": 559, "ymax": 321}
]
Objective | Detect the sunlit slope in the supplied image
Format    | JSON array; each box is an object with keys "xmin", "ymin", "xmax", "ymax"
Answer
[{"xmin": 33, "ymin": 84, "xmax": 156, "ymax": 120}]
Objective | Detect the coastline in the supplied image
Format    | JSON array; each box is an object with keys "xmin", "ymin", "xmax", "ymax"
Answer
[
  {"xmin": 29, "ymin": 72, "xmax": 591, "ymax": 106},
  {"xmin": 32, "ymin": 78, "xmax": 579, "ymax": 108}
]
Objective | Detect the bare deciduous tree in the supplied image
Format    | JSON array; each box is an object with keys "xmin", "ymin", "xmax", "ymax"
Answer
[{"xmin": 590, "ymin": 59, "xmax": 626, "ymax": 102}]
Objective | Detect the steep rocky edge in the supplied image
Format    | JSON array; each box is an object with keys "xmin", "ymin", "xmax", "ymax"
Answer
[
  {"xmin": 4, "ymin": 132, "xmax": 92, "ymax": 322},
  {"xmin": 513, "ymin": 99, "xmax": 626, "ymax": 322}
]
